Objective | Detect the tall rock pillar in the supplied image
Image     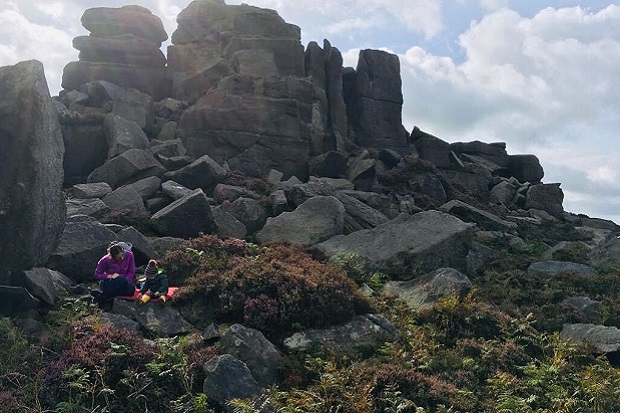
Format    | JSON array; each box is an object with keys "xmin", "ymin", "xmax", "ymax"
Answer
[{"xmin": 0, "ymin": 60, "xmax": 66, "ymax": 276}]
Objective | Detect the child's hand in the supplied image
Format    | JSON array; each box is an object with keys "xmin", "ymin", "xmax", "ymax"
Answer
[{"xmin": 136, "ymin": 293, "xmax": 143, "ymax": 300}]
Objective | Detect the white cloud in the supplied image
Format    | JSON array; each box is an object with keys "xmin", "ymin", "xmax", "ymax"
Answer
[
  {"xmin": 326, "ymin": 16, "xmax": 386, "ymax": 36},
  {"xmin": 399, "ymin": 5, "xmax": 620, "ymax": 147},
  {"xmin": 0, "ymin": 5, "xmax": 76, "ymax": 94},
  {"xmin": 35, "ymin": 1, "xmax": 64, "ymax": 19},
  {"xmin": 227, "ymin": 0, "xmax": 443, "ymax": 38}
]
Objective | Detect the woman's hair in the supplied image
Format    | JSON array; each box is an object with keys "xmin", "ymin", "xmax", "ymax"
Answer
[{"xmin": 108, "ymin": 244, "xmax": 124, "ymax": 257}]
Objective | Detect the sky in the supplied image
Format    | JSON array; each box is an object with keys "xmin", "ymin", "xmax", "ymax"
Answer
[{"xmin": 1, "ymin": 0, "xmax": 620, "ymax": 224}]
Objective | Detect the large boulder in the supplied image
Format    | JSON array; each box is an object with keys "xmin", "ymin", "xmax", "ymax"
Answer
[
  {"xmin": 47, "ymin": 221, "xmax": 118, "ymax": 283},
  {"xmin": 524, "ymin": 183, "xmax": 564, "ymax": 216},
  {"xmin": 81, "ymin": 5, "xmax": 168, "ymax": 44},
  {"xmin": 62, "ymin": 6, "xmax": 169, "ymax": 100},
  {"xmin": 203, "ymin": 354, "xmax": 261, "ymax": 411},
  {"xmin": 316, "ymin": 211, "xmax": 475, "ymax": 279},
  {"xmin": 219, "ymin": 197, "xmax": 267, "ymax": 234},
  {"xmin": 382, "ymin": 268, "xmax": 472, "ymax": 310},
  {"xmin": 23, "ymin": 268, "xmax": 73, "ymax": 306},
  {"xmin": 87, "ymin": 148, "xmax": 165, "ymax": 188},
  {"xmin": 163, "ymin": 154, "xmax": 228, "ymax": 195},
  {"xmin": 219, "ymin": 324, "xmax": 282, "ymax": 387},
  {"xmin": 151, "ymin": 189, "xmax": 217, "ymax": 238},
  {"xmin": 73, "ymin": 35, "xmax": 166, "ymax": 68},
  {"xmin": 506, "ymin": 154, "xmax": 544, "ymax": 183},
  {"xmin": 0, "ymin": 60, "xmax": 66, "ymax": 273},
  {"xmin": 256, "ymin": 196, "xmax": 345, "ymax": 245}
]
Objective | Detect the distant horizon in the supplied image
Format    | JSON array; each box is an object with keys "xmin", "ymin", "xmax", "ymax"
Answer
[{"xmin": 2, "ymin": 0, "xmax": 619, "ymax": 224}]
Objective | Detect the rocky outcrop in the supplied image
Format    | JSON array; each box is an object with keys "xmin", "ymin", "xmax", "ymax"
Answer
[
  {"xmin": 0, "ymin": 60, "xmax": 66, "ymax": 274},
  {"xmin": 62, "ymin": 6, "xmax": 169, "ymax": 99},
  {"xmin": 345, "ymin": 50, "xmax": 409, "ymax": 154},
  {"xmin": 177, "ymin": 74, "xmax": 317, "ymax": 180},
  {"xmin": 169, "ymin": 0, "xmax": 304, "ymax": 101}
]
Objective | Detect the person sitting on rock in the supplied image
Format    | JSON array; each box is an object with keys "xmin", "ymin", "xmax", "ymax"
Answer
[
  {"xmin": 137, "ymin": 260, "xmax": 169, "ymax": 304},
  {"xmin": 92, "ymin": 242, "xmax": 136, "ymax": 304}
]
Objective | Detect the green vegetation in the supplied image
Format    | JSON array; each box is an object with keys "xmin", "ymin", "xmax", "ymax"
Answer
[{"xmin": 2, "ymin": 234, "xmax": 620, "ymax": 412}]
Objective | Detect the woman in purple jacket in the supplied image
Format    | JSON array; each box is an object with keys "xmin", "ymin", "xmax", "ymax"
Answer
[{"xmin": 92, "ymin": 242, "xmax": 136, "ymax": 304}]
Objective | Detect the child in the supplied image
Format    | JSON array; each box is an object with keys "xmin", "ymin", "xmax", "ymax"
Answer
[{"xmin": 137, "ymin": 260, "xmax": 169, "ymax": 304}]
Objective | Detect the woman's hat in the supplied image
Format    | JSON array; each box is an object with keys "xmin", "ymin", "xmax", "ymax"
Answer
[{"xmin": 145, "ymin": 260, "xmax": 158, "ymax": 279}]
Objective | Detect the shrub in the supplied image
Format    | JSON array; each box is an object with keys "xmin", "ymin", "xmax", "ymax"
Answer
[{"xmin": 168, "ymin": 239, "xmax": 370, "ymax": 335}]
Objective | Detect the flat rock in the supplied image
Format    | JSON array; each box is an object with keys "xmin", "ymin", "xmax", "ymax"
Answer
[{"xmin": 315, "ymin": 211, "xmax": 475, "ymax": 279}]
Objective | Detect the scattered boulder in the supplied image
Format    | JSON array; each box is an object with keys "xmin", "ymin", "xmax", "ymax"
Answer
[
  {"xmin": 23, "ymin": 268, "xmax": 73, "ymax": 306},
  {"xmin": 383, "ymin": 268, "xmax": 472, "ymax": 310},
  {"xmin": 220, "ymin": 197, "xmax": 267, "ymax": 234},
  {"xmin": 67, "ymin": 182, "xmax": 113, "ymax": 199},
  {"xmin": 220, "ymin": 324, "xmax": 282, "ymax": 387},
  {"xmin": 588, "ymin": 234, "xmax": 620, "ymax": 269},
  {"xmin": 104, "ymin": 114, "xmax": 149, "ymax": 159},
  {"xmin": 439, "ymin": 199, "xmax": 517, "ymax": 231},
  {"xmin": 66, "ymin": 198, "xmax": 110, "ymax": 219},
  {"xmin": 256, "ymin": 196, "xmax": 345, "ymax": 245},
  {"xmin": 88, "ymin": 148, "xmax": 165, "ymax": 189},
  {"xmin": 47, "ymin": 220, "xmax": 118, "ymax": 283},
  {"xmin": 101, "ymin": 312, "xmax": 140, "ymax": 332},
  {"xmin": 526, "ymin": 261, "xmax": 598, "ymax": 278},
  {"xmin": 161, "ymin": 180, "xmax": 193, "ymax": 200},
  {"xmin": 124, "ymin": 176, "xmax": 162, "ymax": 201},
  {"xmin": 203, "ymin": 354, "xmax": 261, "ymax": 411},
  {"xmin": 524, "ymin": 183, "xmax": 564, "ymax": 216},
  {"xmin": 102, "ymin": 186, "xmax": 147, "ymax": 213},
  {"xmin": 163, "ymin": 154, "xmax": 228, "ymax": 194},
  {"xmin": 560, "ymin": 323, "xmax": 620, "ymax": 354},
  {"xmin": 112, "ymin": 299, "xmax": 193, "ymax": 336},
  {"xmin": 316, "ymin": 211, "xmax": 475, "ymax": 279},
  {"xmin": 283, "ymin": 314, "xmax": 398, "ymax": 354},
  {"xmin": 151, "ymin": 189, "xmax": 217, "ymax": 238},
  {"xmin": 212, "ymin": 207, "xmax": 247, "ymax": 240}
]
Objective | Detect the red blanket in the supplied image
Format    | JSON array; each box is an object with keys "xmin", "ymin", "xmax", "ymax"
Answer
[{"xmin": 117, "ymin": 287, "xmax": 179, "ymax": 301}]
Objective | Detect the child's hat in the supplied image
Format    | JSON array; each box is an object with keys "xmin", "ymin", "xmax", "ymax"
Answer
[{"xmin": 145, "ymin": 260, "xmax": 158, "ymax": 279}]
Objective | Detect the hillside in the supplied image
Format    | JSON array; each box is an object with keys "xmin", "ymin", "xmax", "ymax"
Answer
[{"xmin": 1, "ymin": 1, "xmax": 620, "ymax": 412}]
